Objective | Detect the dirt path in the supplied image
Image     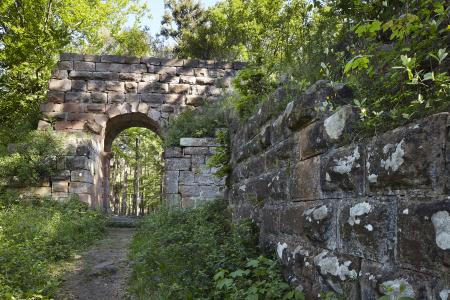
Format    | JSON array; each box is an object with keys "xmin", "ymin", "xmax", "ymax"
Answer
[{"xmin": 56, "ymin": 227, "xmax": 135, "ymax": 300}]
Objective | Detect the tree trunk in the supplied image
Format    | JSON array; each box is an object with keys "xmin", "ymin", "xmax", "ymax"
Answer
[
  {"xmin": 121, "ymin": 166, "xmax": 128, "ymax": 216},
  {"xmin": 132, "ymin": 136, "xmax": 141, "ymax": 216}
]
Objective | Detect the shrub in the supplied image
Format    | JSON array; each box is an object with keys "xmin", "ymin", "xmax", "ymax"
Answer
[
  {"xmin": 164, "ymin": 99, "xmax": 231, "ymax": 147},
  {"xmin": 0, "ymin": 195, "xmax": 106, "ymax": 299},
  {"xmin": 0, "ymin": 130, "xmax": 65, "ymax": 187},
  {"xmin": 129, "ymin": 199, "xmax": 301, "ymax": 299}
]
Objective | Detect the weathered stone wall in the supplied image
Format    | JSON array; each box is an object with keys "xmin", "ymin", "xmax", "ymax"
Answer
[
  {"xmin": 164, "ymin": 138, "xmax": 225, "ymax": 208},
  {"xmin": 26, "ymin": 53, "xmax": 240, "ymax": 209},
  {"xmin": 229, "ymin": 80, "xmax": 450, "ymax": 299}
]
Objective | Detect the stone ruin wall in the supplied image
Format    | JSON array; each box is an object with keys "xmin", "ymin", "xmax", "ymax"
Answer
[
  {"xmin": 228, "ymin": 81, "xmax": 450, "ymax": 299},
  {"xmin": 10, "ymin": 53, "xmax": 236, "ymax": 209}
]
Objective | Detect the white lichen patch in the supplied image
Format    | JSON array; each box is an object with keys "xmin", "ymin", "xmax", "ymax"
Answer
[
  {"xmin": 381, "ymin": 139, "xmax": 405, "ymax": 172},
  {"xmin": 239, "ymin": 185, "xmax": 246, "ymax": 192},
  {"xmin": 277, "ymin": 242, "xmax": 288, "ymax": 259},
  {"xmin": 364, "ymin": 224, "xmax": 373, "ymax": 232},
  {"xmin": 332, "ymin": 147, "xmax": 360, "ymax": 174},
  {"xmin": 440, "ymin": 289, "xmax": 450, "ymax": 300},
  {"xmin": 348, "ymin": 202, "xmax": 372, "ymax": 226},
  {"xmin": 431, "ymin": 211, "xmax": 450, "ymax": 250},
  {"xmin": 402, "ymin": 208, "xmax": 409, "ymax": 215},
  {"xmin": 381, "ymin": 279, "xmax": 415, "ymax": 299},
  {"xmin": 304, "ymin": 205, "xmax": 329, "ymax": 222},
  {"xmin": 324, "ymin": 106, "xmax": 352, "ymax": 140},
  {"xmin": 313, "ymin": 251, "xmax": 358, "ymax": 281},
  {"xmin": 368, "ymin": 174, "xmax": 378, "ymax": 183},
  {"xmin": 326, "ymin": 172, "xmax": 331, "ymax": 182}
]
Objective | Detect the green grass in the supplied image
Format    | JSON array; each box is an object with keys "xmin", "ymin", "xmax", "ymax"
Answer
[{"xmin": 0, "ymin": 195, "xmax": 106, "ymax": 299}]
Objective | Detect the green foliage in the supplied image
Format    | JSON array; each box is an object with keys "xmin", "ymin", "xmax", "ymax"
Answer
[
  {"xmin": 0, "ymin": 195, "xmax": 106, "ymax": 299},
  {"xmin": 164, "ymin": 99, "xmax": 230, "ymax": 147},
  {"xmin": 0, "ymin": 0, "xmax": 149, "ymax": 144},
  {"xmin": 378, "ymin": 282, "xmax": 415, "ymax": 300},
  {"xmin": 213, "ymin": 256, "xmax": 304, "ymax": 300},
  {"xmin": 207, "ymin": 128, "xmax": 231, "ymax": 179},
  {"xmin": 111, "ymin": 128, "xmax": 163, "ymax": 212},
  {"xmin": 232, "ymin": 68, "xmax": 277, "ymax": 120},
  {"xmin": 0, "ymin": 130, "xmax": 65, "ymax": 188},
  {"xmin": 129, "ymin": 199, "xmax": 287, "ymax": 299}
]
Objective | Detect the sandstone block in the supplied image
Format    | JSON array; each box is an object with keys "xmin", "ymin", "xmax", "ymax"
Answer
[
  {"xmin": 180, "ymin": 138, "xmax": 218, "ymax": 147},
  {"xmin": 119, "ymin": 73, "xmax": 141, "ymax": 81},
  {"xmin": 179, "ymin": 171, "xmax": 195, "ymax": 185},
  {"xmin": 58, "ymin": 60, "xmax": 73, "ymax": 70},
  {"xmin": 74, "ymin": 61, "xmax": 95, "ymax": 71},
  {"xmin": 196, "ymin": 77, "xmax": 215, "ymax": 85},
  {"xmin": 164, "ymin": 171, "xmax": 179, "ymax": 194},
  {"xmin": 86, "ymin": 104, "xmax": 105, "ymax": 112},
  {"xmin": 69, "ymin": 182, "xmax": 94, "ymax": 194},
  {"xmin": 101, "ymin": 55, "xmax": 140, "ymax": 64},
  {"xmin": 69, "ymin": 71, "xmax": 92, "ymax": 80},
  {"xmin": 140, "ymin": 93, "xmax": 164, "ymax": 104},
  {"xmin": 47, "ymin": 91, "xmax": 65, "ymax": 103},
  {"xmin": 92, "ymin": 72, "xmax": 118, "ymax": 81},
  {"xmin": 52, "ymin": 180, "xmax": 69, "ymax": 193},
  {"xmin": 49, "ymin": 79, "xmax": 71, "ymax": 91},
  {"xmin": 339, "ymin": 198, "xmax": 396, "ymax": 262},
  {"xmin": 90, "ymin": 92, "xmax": 107, "ymax": 103},
  {"xmin": 66, "ymin": 156, "xmax": 91, "ymax": 170},
  {"xmin": 155, "ymin": 66, "xmax": 177, "ymax": 75},
  {"xmin": 52, "ymin": 70, "xmax": 68, "ymax": 79},
  {"xmin": 142, "ymin": 73, "xmax": 159, "ymax": 82},
  {"xmin": 290, "ymin": 156, "xmax": 322, "ymax": 201},
  {"xmin": 168, "ymin": 84, "xmax": 190, "ymax": 94},
  {"xmin": 166, "ymin": 158, "xmax": 191, "ymax": 171},
  {"xmin": 108, "ymin": 92, "xmax": 126, "ymax": 103},
  {"xmin": 71, "ymin": 80, "xmax": 87, "ymax": 91},
  {"xmin": 176, "ymin": 67, "xmax": 195, "ymax": 76},
  {"xmin": 71, "ymin": 170, "xmax": 93, "ymax": 183},
  {"xmin": 130, "ymin": 64, "xmax": 147, "ymax": 73},
  {"xmin": 87, "ymin": 80, "xmax": 106, "ymax": 91},
  {"xmin": 106, "ymin": 81, "xmax": 124, "ymax": 92},
  {"xmin": 164, "ymin": 147, "xmax": 182, "ymax": 158},
  {"xmin": 65, "ymin": 92, "xmax": 90, "ymax": 103}
]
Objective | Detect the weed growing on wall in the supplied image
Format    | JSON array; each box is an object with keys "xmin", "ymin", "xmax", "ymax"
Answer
[{"xmin": 0, "ymin": 195, "xmax": 106, "ymax": 299}]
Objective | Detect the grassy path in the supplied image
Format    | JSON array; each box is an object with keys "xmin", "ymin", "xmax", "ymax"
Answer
[{"xmin": 56, "ymin": 227, "xmax": 135, "ymax": 300}]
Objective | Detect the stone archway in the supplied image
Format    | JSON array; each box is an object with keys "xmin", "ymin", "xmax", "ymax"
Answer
[{"xmin": 37, "ymin": 53, "xmax": 242, "ymax": 210}]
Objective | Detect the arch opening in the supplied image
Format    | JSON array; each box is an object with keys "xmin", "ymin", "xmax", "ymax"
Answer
[{"xmin": 101, "ymin": 112, "xmax": 163, "ymax": 214}]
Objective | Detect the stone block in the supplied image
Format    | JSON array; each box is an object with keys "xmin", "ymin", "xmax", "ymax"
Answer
[
  {"xmin": 262, "ymin": 207, "xmax": 280, "ymax": 235},
  {"xmin": 87, "ymin": 80, "xmax": 106, "ymax": 91},
  {"xmin": 55, "ymin": 120, "xmax": 85, "ymax": 131},
  {"xmin": 397, "ymin": 199, "xmax": 450, "ymax": 272},
  {"xmin": 183, "ymin": 59, "xmax": 199, "ymax": 68},
  {"xmin": 52, "ymin": 69, "xmax": 68, "ymax": 80},
  {"xmin": 320, "ymin": 144, "xmax": 366, "ymax": 197},
  {"xmin": 184, "ymin": 147, "xmax": 209, "ymax": 155},
  {"xmin": 186, "ymin": 95, "xmax": 204, "ymax": 106},
  {"xmin": 339, "ymin": 197, "xmax": 396, "ymax": 262},
  {"xmin": 161, "ymin": 104, "xmax": 175, "ymax": 113},
  {"xmin": 52, "ymin": 180, "xmax": 69, "ymax": 193},
  {"xmin": 198, "ymin": 60, "xmax": 215, "ymax": 68},
  {"xmin": 74, "ymin": 61, "xmax": 95, "ymax": 71},
  {"xmin": 141, "ymin": 57, "xmax": 161, "ymax": 66},
  {"xmin": 95, "ymin": 62, "xmax": 112, "ymax": 71},
  {"xmin": 164, "ymin": 171, "xmax": 179, "ymax": 194},
  {"xmin": 176, "ymin": 67, "xmax": 195, "ymax": 76},
  {"xmin": 65, "ymin": 92, "xmax": 91, "ymax": 103},
  {"xmin": 66, "ymin": 113, "xmax": 95, "ymax": 121},
  {"xmin": 71, "ymin": 80, "xmax": 87, "ymax": 91},
  {"xmin": 180, "ymin": 138, "xmax": 218, "ymax": 147},
  {"xmin": 166, "ymin": 194, "xmax": 181, "ymax": 208},
  {"xmin": 47, "ymin": 91, "xmax": 65, "ymax": 103},
  {"xmin": 92, "ymin": 72, "xmax": 118, "ymax": 81},
  {"xmin": 215, "ymin": 61, "xmax": 233, "ymax": 69},
  {"xmin": 90, "ymin": 92, "xmax": 107, "ymax": 103},
  {"xmin": 130, "ymin": 64, "xmax": 147, "ymax": 73},
  {"xmin": 166, "ymin": 158, "xmax": 191, "ymax": 171},
  {"xmin": 290, "ymin": 156, "xmax": 322, "ymax": 201},
  {"xmin": 179, "ymin": 76, "xmax": 196, "ymax": 84},
  {"xmin": 69, "ymin": 71, "xmax": 92, "ymax": 80},
  {"xmin": 155, "ymin": 66, "xmax": 177, "ymax": 75},
  {"xmin": 298, "ymin": 121, "xmax": 328, "ymax": 160},
  {"xmin": 108, "ymin": 92, "xmax": 126, "ymax": 103},
  {"xmin": 84, "ymin": 120, "xmax": 103, "ymax": 134},
  {"xmin": 69, "ymin": 182, "xmax": 94, "ymax": 194},
  {"xmin": 49, "ymin": 79, "xmax": 71, "ymax": 91},
  {"xmin": 140, "ymin": 93, "xmax": 164, "ymax": 104},
  {"xmin": 52, "ymin": 170, "xmax": 71, "ymax": 181},
  {"xmin": 101, "ymin": 55, "xmax": 139, "ymax": 64},
  {"xmin": 367, "ymin": 113, "xmax": 447, "ymax": 194},
  {"xmin": 77, "ymin": 193, "xmax": 92, "ymax": 205},
  {"xmin": 323, "ymin": 105, "xmax": 357, "ymax": 142},
  {"xmin": 163, "ymin": 94, "xmax": 185, "ymax": 105},
  {"xmin": 124, "ymin": 82, "xmax": 137, "ymax": 93},
  {"xmin": 119, "ymin": 73, "xmax": 141, "ymax": 81},
  {"xmin": 160, "ymin": 59, "xmax": 184, "ymax": 67},
  {"xmin": 179, "ymin": 171, "xmax": 195, "ymax": 185},
  {"xmin": 86, "ymin": 104, "xmax": 106, "ymax": 112},
  {"xmin": 109, "ymin": 63, "xmax": 131, "ymax": 73},
  {"xmin": 142, "ymin": 73, "xmax": 159, "ymax": 82},
  {"xmin": 194, "ymin": 68, "xmax": 208, "ymax": 77},
  {"xmin": 164, "ymin": 147, "xmax": 182, "ymax": 158},
  {"xmin": 106, "ymin": 81, "xmax": 124, "ymax": 92},
  {"xmin": 58, "ymin": 60, "xmax": 73, "ymax": 70},
  {"xmin": 66, "ymin": 156, "xmax": 91, "ymax": 170},
  {"xmin": 196, "ymin": 77, "xmax": 214, "ymax": 85}
]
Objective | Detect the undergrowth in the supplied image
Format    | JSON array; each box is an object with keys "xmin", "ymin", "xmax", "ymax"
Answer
[
  {"xmin": 0, "ymin": 195, "xmax": 106, "ymax": 299},
  {"xmin": 128, "ymin": 199, "xmax": 303, "ymax": 299}
]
